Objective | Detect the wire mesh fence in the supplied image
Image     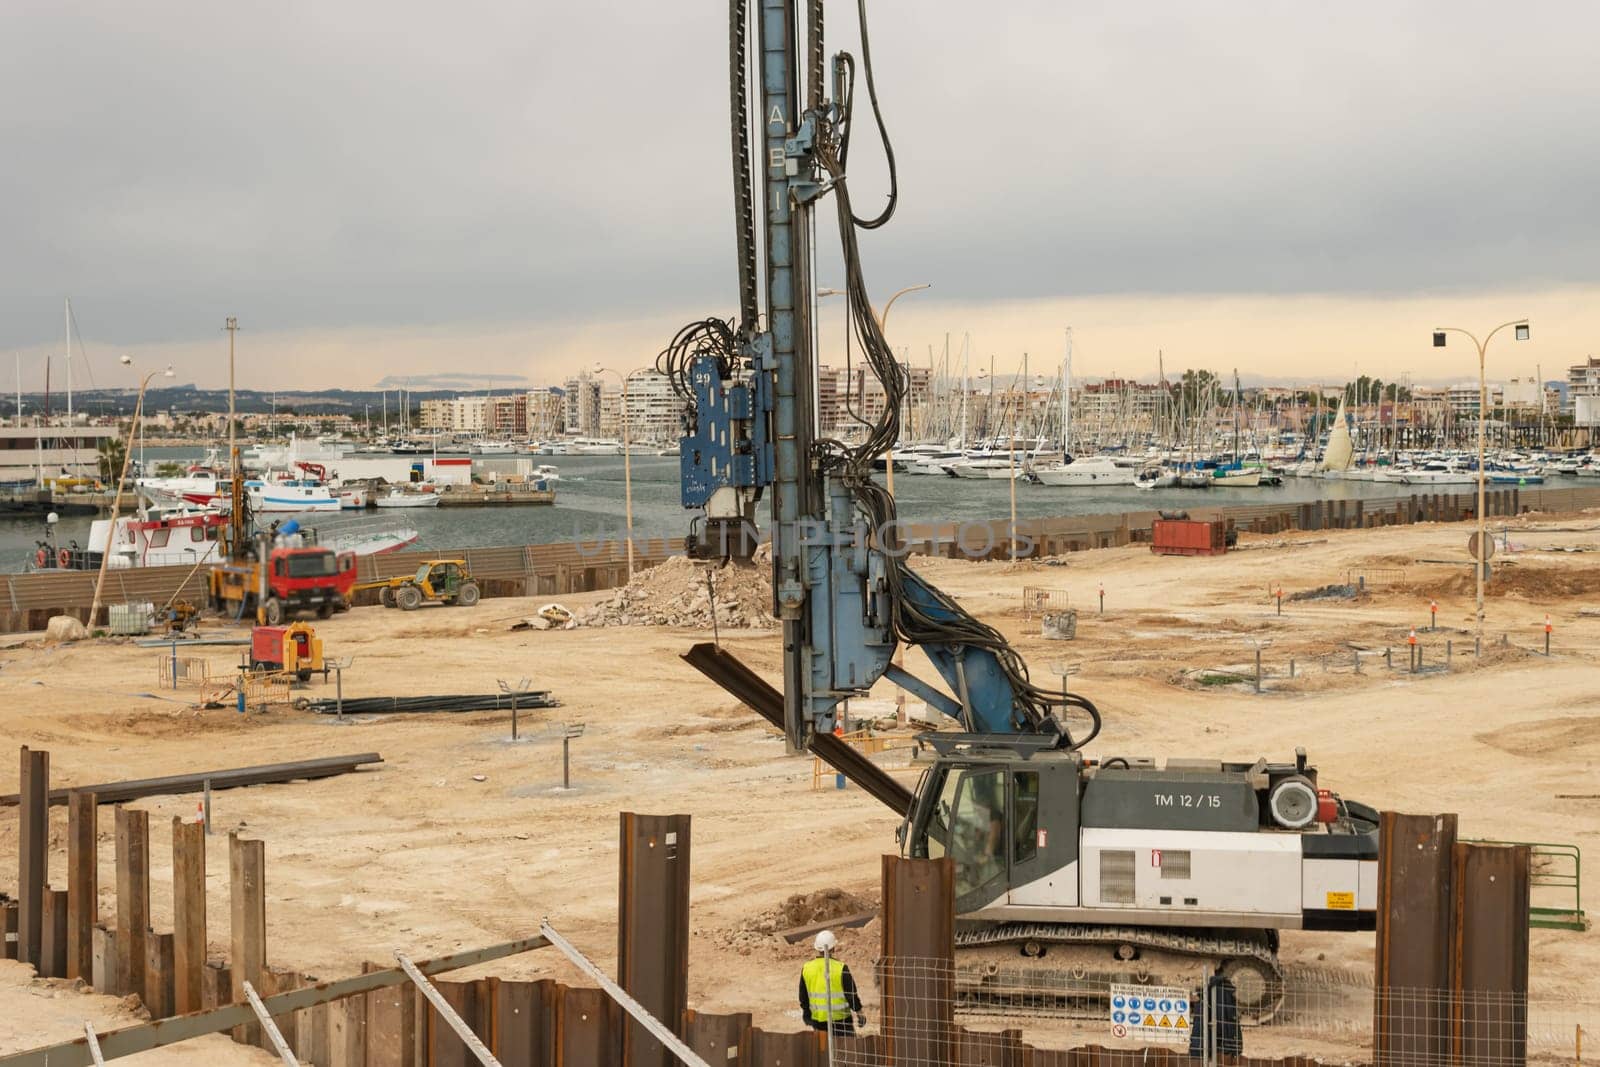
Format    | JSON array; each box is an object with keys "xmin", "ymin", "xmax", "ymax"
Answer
[
  {"xmin": 1022, "ymin": 587, "xmax": 1072, "ymax": 618},
  {"xmin": 817, "ymin": 957, "xmax": 1595, "ymax": 1067}
]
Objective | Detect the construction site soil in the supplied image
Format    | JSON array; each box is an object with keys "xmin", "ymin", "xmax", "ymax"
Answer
[{"xmin": 2, "ymin": 512, "xmax": 1598, "ymax": 1061}]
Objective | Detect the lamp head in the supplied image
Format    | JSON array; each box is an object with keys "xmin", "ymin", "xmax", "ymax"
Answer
[
  {"xmin": 1515, "ymin": 323, "xmax": 1530, "ymax": 341},
  {"xmin": 1432, "ymin": 332, "xmax": 1447, "ymax": 348},
  {"xmin": 119, "ymin": 354, "xmax": 134, "ymax": 366}
]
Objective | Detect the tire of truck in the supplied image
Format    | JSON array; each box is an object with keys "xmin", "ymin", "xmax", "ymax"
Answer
[
  {"xmin": 379, "ymin": 587, "xmax": 396, "ymax": 609},
  {"xmin": 396, "ymin": 585, "xmax": 423, "ymax": 611},
  {"xmin": 263, "ymin": 597, "xmax": 284, "ymax": 626},
  {"xmin": 297, "ymin": 669, "xmax": 312, "ymax": 683},
  {"xmin": 456, "ymin": 582, "xmax": 480, "ymax": 607},
  {"xmin": 317, "ymin": 602, "xmax": 334, "ymax": 619}
]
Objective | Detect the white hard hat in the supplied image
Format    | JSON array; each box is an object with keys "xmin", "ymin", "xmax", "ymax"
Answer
[{"xmin": 814, "ymin": 930, "xmax": 838, "ymax": 953}]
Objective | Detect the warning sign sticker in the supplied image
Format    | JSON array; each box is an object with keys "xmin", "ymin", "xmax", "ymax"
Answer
[
  {"xmin": 1326, "ymin": 891, "xmax": 1356, "ymax": 910},
  {"xmin": 1110, "ymin": 984, "xmax": 1192, "ymax": 1044}
]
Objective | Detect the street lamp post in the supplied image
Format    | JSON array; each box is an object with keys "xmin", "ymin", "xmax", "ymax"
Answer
[
  {"xmin": 817, "ymin": 283, "xmax": 930, "ymax": 726},
  {"xmin": 1432, "ymin": 319, "xmax": 1529, "ymax": 647},
  {"xmin": 594, "ymin": 365, "xmax": 642, "ymax": 579},
  {"xmin": 89, "ymin": 357, "xmax": 175, "ymax": 629},
  {"xmin": 816, "ymin": 283, "xmax": 929, "ymax": 495}
]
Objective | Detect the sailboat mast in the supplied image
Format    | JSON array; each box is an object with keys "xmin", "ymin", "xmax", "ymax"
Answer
[{"xmin": 1063, "ymin": 328, "xmax": 1073, "ymax": 457}]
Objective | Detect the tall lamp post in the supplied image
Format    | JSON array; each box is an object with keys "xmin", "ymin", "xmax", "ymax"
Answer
[
  {"xmin": 90, "ymin": 356, "xmax": 175, "ymax": 629},
  {"xmin": 817, "ymin": 283, "xmax": 930, "ymax": 726},
  {"xmin": 593, "ymin": 365, "xmax": 644, "ymax": 579},
  {"xmin": 1432, "ymin": 319, "xmax": 1529, "ymax": 646}
]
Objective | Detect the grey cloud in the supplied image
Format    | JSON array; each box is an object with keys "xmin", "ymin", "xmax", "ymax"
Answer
[{"xmin": 1, "ymin": 0, "xmax": 1596, "ymax": 353}]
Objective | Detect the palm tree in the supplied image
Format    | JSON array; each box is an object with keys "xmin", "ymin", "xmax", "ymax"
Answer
[{"xmin": 96, "ymin": 436, "xmax": 127, "ymax": 486}]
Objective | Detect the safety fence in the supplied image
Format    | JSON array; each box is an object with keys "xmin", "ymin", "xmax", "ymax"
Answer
[
  {"xmin": 1022, "ymin": 586, "xmax": 1072, "ymax": 617},
  {"xmin": 811, "ymin": 730, "xmax": 919, "ymax": 791},
  {"xmin": 156, "ymin": 653, "xmax": 216, "ymax": 689},
  {"xmin": 824, "ymin": 957, "xmax": 1596, "ymax": 1067}
]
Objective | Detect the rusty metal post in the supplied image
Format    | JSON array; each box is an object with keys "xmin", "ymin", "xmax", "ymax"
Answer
[
  {"xmin": 18, "ymin": 746, "xmax": 48, "ymax": 969},
  {"xmin": 172, "ymin": 815, "xmax": 207, "ymax": 1015},
  {"xmin": 67, "ymin": 790, "xmax": 98, "ymax": 981},
  {"xmin": 1452, "ymin": 842, "xmax": 1531, "ymax": 1067},
  {"xmin": 114, "ymin": 806, "xmax": 151, "ymax": 1001},
  {"xmin": 618, "ymin": 812, "xmax": 692, "ymax": 1067},
  {"xmin": 1375, "ymin": 812, "xmax": 1458, "ymax": 1067},
  {"xmin": 881, "ymin": 855, "xmax": 954, "ymax": 1067},
  {"xmin": 231, "ymin": 833, "xmax": 268, "ymax": 1047}
]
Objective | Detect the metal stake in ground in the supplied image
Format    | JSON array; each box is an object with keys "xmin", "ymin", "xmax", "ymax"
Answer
[
  {"xmin": 329, "ymin": 656, "xmax": 354, "ymax": 724},
  {"xmin": 497, "ymin": 677, "xmax": 532, "ymax": 742},
  {"xmin": 1545, "ymin": 614, "xmax": 1552, "ymax": 656},
  {"xmin": 563, "ymin": 723, "xmax": 586, "ymax": 789}
]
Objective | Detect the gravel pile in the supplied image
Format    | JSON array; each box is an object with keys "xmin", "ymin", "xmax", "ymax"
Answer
[{"xmin": 578, "ymin": 549, "xmax": 777, "ymax": 629}]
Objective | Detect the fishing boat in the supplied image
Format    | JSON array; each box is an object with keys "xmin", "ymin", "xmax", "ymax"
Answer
[
  {"xmin": 470, "ymin": 439, "xmax": 519, "ymax": 455},
  {"xmin": 135, "ymin": 466, "xmax": 234, "ymax": 509},
  {"xmin": 375, "ymin": 487, "xmax": 441, "ymax": 508},
  {"xmin": 337, "ymin": 486, "xmax": 369, "ymax": 509},
  {"xmin": 247, "ymin": 478, "xmax": 341, "ymax": 513}
]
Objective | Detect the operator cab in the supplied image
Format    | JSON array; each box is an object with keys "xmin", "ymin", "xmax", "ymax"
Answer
[
  {"xmin": 905, "ymin": 737, "xmax": 1380, "ymax": 929},
  {"xmin": 907, "ymin": 739, "xmax": 1085, "ymax": 915}
]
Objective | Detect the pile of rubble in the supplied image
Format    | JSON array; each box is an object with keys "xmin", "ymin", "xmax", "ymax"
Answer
[{"xmin": 577, "ymin": 549, "xmax": 777, "ymax": 629}]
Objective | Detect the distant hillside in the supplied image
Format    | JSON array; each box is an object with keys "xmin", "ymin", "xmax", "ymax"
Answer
[{"xmin": 0, "ymin": 383, "xmax": 551, "ymax": 419}]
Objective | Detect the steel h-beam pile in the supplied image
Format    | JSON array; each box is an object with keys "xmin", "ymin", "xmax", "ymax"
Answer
[
  {"xmin": 0, "ymin": 752, "xmax": 383, "ymax": 807},
  {"xmin": 1375, "ymin": 812, "xmax": 1532, "ymax": 1067},
  {"xmin": 300, "ymin": 692, "xmax": 559, "ymax": 715}
]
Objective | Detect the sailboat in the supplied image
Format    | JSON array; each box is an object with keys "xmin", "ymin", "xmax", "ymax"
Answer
[{"xmin": 1317, "ymin": 396, "xmax": 1357, "ymax": 478}]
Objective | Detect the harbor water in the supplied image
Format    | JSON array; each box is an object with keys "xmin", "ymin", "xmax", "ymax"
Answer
[{"xmin": 0, "ymin": 447, "xmax": 1538, "ymax": 571}]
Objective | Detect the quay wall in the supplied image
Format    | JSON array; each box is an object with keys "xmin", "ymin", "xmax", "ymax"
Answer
[{"xmin": 5, "ymin": 484, "xmax": 1598, "ymax": 633}]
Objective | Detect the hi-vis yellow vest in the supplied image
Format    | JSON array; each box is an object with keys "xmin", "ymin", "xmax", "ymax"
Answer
[{"xmin": 802, "ymin": 957, "xmax": 850, "ymax": 1022}]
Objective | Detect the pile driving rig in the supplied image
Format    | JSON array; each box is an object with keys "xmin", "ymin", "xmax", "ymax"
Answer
[{"xmin": 662, "ymin": 0, "xmax": 1378, "ymax": 1016}]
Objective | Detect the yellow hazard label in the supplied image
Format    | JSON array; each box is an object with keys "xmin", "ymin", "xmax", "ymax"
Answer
[
  {"xmin": 1326, "ymin": 891, "xmax": 1356, "ymax": 910},
  {"xmin": 1158, "ymin": 1016, "xmax": 1172, "ymax": 1028},
  {"xmin": 1143, "ymin": 1014, "xmax": 1156, "ymax": 1026},
  {"xmin": 1176, "ymin": 1017, "xmax": 1189, "ymax": 1029}
]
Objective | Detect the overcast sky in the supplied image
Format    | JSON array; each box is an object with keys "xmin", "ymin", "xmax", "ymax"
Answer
[{"xmin": 3, "ymin": 1, "xmax": 1596, "ymax": 390}]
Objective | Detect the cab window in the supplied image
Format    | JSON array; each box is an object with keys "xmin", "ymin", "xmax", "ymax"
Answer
[
  {"xmin": 1013, "ymin": 771, "xmax": 1040, "ymax": 864},
  {"xmin": 949, "ymin": 770, "xmax": 1006, "ymax": 900},
  {"xmin": 924, "ymin": 769, "xmax": 963, "ymax": 860}
]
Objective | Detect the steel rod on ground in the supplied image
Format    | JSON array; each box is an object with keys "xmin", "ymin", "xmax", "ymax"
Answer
[
  {"xmin": 394, "ymin": 952, "xmax": 502, "ymax": 1067},
  {"xmin": 539, "ymin": 921, "xmax": 712, "ymax": 1067},
  {"xmin": 243, "ymin": 981, "xmax": 300, "ymax": 1067}
]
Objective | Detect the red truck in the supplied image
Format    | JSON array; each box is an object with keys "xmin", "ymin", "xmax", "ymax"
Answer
[{"xmin": 208, "ymin": 544, "xmax": 357, "ymax": 625}]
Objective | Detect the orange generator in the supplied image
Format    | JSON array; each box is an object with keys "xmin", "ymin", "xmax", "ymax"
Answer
[{"xmin": 1150, "ymin": 518, "xmax": 1228, "ymax": 557}]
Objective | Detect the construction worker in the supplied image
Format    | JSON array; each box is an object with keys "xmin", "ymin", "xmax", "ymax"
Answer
[{"xmin": 798, "ymin": 930, "xmax": 865, "ymax": 1036}]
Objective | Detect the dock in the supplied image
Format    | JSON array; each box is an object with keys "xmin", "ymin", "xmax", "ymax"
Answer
[{"xmin": 436, "ymin": 487, "xmax": 556, "ymax": 506}]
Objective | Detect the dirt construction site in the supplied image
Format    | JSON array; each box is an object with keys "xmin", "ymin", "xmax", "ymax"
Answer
[{"xmin": 2, "ymin": 510, "xmax": 1598, "ymax": 1062}]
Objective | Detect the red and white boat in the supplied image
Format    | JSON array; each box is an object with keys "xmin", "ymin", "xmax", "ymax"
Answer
[
  {"xmin": 135, "ymin": 466, "xmax": 234, "ymax": 509},
  {"xmin": 39, "ymin": 504, "xmax": 419, "ymax": 571},
  {"xmin": 81, "ymin": 505, "xmax": 232, "ymax": 569}
]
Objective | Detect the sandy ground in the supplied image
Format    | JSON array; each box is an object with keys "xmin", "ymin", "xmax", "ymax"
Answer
[{"xmin": 2, "ymin": 511, "xmax": 1598, "ymax": 1060}]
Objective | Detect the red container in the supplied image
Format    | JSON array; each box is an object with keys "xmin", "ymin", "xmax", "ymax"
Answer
[{"xmin": 1150, "ymin": 519, "xmax": 1227, "ymax": 556}]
